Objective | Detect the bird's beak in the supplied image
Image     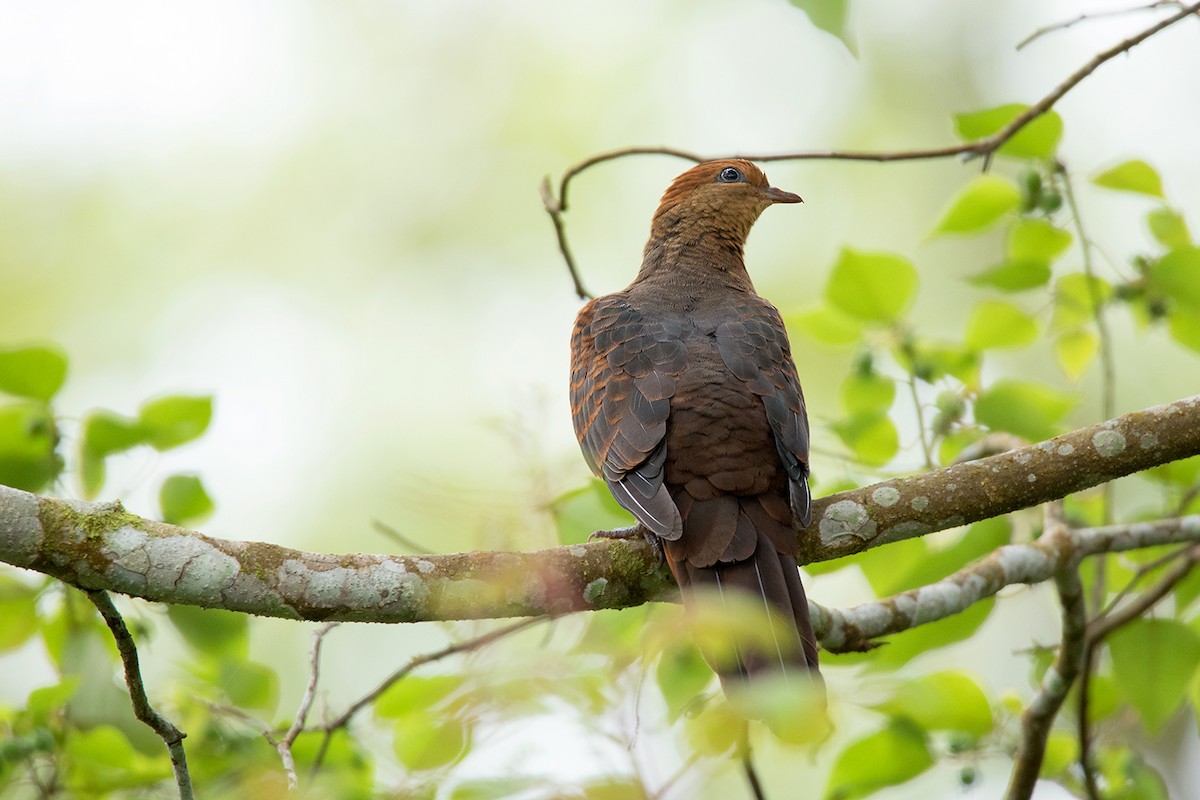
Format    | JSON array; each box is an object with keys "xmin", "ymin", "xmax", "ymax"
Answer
[{"xmin": 762, "ymin": 186, "xmax": 803, "ymax": 204}]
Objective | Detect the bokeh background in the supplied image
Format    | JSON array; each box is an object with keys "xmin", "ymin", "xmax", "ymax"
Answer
[{"xmin": 2, "ymin": 0, "xmax": 1199, "ymax": 796}]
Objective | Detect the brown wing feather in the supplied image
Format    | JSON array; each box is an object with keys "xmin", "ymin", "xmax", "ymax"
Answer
[{"xmin": 571, "ymin": 295, "xmax": 685, "ymax": 540}]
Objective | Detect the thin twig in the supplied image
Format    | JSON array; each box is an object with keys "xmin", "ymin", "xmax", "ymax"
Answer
[
  {"xmin": 372, "ymin": 519, "xmax": 433, "ymax": 555},
  {"xmin": 649, "ymin": 751, "xmax": 704, "ymax": 800},
  {"xmin": 736, "ymin": 731, "xmax": 766, "ymax": 800},
  {"xmin": 276, "ymin": 622, "xmax": 339, "ymax": 788},
  {"xmin": 1005, "ymin": 504, "xmax": 1084, "ymax": 800},
  {"xmin": 1003, "ymin": 562, "xmax": 1086, "ymax": 800},
  {"xmin": 1087, "ymin": 543, "xmax": 1200, "ymax": 641},
  {"xmin": 310, "ymin": 616, "xmax": 549, "ymax": 775},
  {"xmin": 1017, "ymin": 0, "xmax": 1184, "ymax": 50},
  {"xmin": 907, "ymin": 377, "xmax": 934, "ymax": 470},
  {"xmin": 541, "ymin": 2, "xmax": 1200, "ymax": 292},
  {"xmin": 1093, "ymin": 543, "xmax": 1196, "ymax": 620},
  {"xmin": 86, "ymin": 591, "xmax": 194, "ymax": 800}
]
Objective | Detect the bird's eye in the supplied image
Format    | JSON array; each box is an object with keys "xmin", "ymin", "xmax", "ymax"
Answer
[{"xmin": 717, "ymin": 166, "xmax": 743, "ymax": 183}]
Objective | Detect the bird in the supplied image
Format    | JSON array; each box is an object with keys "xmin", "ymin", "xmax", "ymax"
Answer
[{"xmin": 569, "ymin": 159, "xmax": 820, "ymax": 692}]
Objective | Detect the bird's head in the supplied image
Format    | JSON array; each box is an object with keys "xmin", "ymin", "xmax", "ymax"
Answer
[{"xmin": 648, "ymin": 159, "xmax": 801, "ymax": 245}]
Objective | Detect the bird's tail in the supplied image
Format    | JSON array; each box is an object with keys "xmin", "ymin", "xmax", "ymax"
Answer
[{"xmin": 664, "ymin": 496, "xmax": 820, "ymax": 693}]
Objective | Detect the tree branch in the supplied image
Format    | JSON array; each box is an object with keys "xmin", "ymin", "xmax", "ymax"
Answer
[
  {"xmin": 85, "ymin": 590, "xmax": 194, "ymax": 800},
  {"xmin": 1, "ymin": 396, "xmax": 1198, "ymax": 629},
  {"xmin": 541, "ymin": 2, "xmax": 1200, "ymax": 294}
]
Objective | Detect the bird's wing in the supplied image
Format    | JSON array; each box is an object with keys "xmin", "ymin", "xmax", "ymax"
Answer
[
  {"xmin": 570, "ymin": 295, "xmax": 686, "ymax": 540},
  {"xmin": 713, "ymin": 303, "xmax": 812, "ymax": 527}
]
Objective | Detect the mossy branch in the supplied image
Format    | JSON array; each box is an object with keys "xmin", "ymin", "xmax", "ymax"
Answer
[{"xmin": 0, "ymin": 396, "xmax": 1198, "ymax": 640}]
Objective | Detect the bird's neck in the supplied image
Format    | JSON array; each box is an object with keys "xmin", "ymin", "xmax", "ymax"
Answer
[{"xmin": 634, "ymin": 222, "xmax": 756, "ymax": 293}]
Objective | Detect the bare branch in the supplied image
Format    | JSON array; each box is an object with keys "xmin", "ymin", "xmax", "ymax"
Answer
[
  {"xmin": 1017, "ymin": 1, "xmax": 1186, "ymax": 50},
  {"xmin": 276, "ymin": 622, "xmax": 339, "ymax": 789},
  {"xmin": 85, "ymin": 591, "xmax": 194, "ymax": 800},
  {"xmin": 2, "ymin": 396, "xmax": 1199, "ymax": 626},
  {"xmin": 542, "ymin": 2, "xmax": 1200, "ymax": 291},
  {"xmin": 1004, "ymin": 562, "xmax": 1087, "ymax": 800}
]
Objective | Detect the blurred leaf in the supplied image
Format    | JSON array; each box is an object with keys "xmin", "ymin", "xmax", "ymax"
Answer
[
  {"xmin": 290, "ymin": 729, "xmax": 373, "ymax": 793},
  {"xmin": 975, "ymin": 379, "xmax": 1076, "ymax": 441},
  {"xmin": 1149, "ymin": 247, "xmax": 1200, "ymax": 311},
  {"xmin": 788, "ymin": 0, "xmax": 855, "ymax": 54},
  {"xmin": 896, "ymin": 340, "xmax": 979, "ymax": 385},
  {"xmin": 964, "ymin": 301, "xmax": 1038, "ymax": 350},
  {"xmin": 824, "ymin": 720, "xmax": 933, "ymax": 800},
  {"xmin": 0, "ymin": 574, "xmax": 39, "ymax": 651},
  {"xmin": 167, "ymin": 605, "xmax": 248, "ymax": 658},
  {"xmin": 25, "ymin": 677, "xmax": 80, "ymax": 724},
  {"xmin": 725, "ymin": 674, "xmax": 831, "ymax": 744},
  {"xmin": 825, "ymin": 248, "xmax": 918, "ymax": 323},
  {"xmin": 159, "ymin": 474, "xmax": 214, "ymax": 526},
  {"xmin": 840, "ymin": 371, "xmax": 895, "ymax": 417},
  {"xmin": 873, "ymin": 671, "xmax": 993, "ymax": 737},
  {"xmin": 932, "ymin": 175, "xmax": 1020, "ymax": 237},
  {"xmin": 1144, "ymin": 454, "xmax": 1200, "ymax": 486},
  {"xmin": 1110, "ymin": 618, "xmax": 1200, "ymax": 733},
  {"xmin": 1053, "ymin": 273, "xmax": 1113, "ymax": 329},
  {"xmin": 1148, "ymin": 208, "xmax": 1192, "ymax": 250},
  {"xmin": 581, "ymin": 779, "xmax": 648, "ymax": 800},
  {"xmin": 1041, "ymin": 731, "xmax": 1079, "ymax": 778},
  {"xmin": 1007, "ymin": 218, "xmax": 1072, "ymax": 262},
  {"xmin": 788, "ymin": 305, "xmax": 864, "ymax": 346},
  {"xmin": 1093, "ymin": 160, "xmax": 1164, "ymax": 198},
  {"xmin": 80, "ymin": 411, "xmax": 146, "ymax": 457},
  {"xmin": 138, "ymin": 395, "xmax": 213, "ymax": 450},
  {"xmin": 376, "ymin": 675, "xmax": 463, "ymax": 719},
  {"xmin": 0, "ymin": 402, "xmax": 61, "ymax": 492},
  {"xmin": 684, "ymin": 698, "xmax": 744, "ymax": 756},
  {"xmin": 65, "ymin": 725, "xmax": 169, "ymax": 790},
  {"xmin": 894, "ymin": 518, "xmax": 1012, "ymax": 595},
  {"xmin": 219, "ymin": 660, "xmax": 279, "ymax": 713},
  {"xmin": 831, "ymin": 413, "xmax": 899, "ymax": 466},
  {"xmin": 1054, "ymin": 329, "xmax": 1100, "ymax": 380},
  {"xmin": 551, "ymin": 479, "xmax": 633, "ymax": 545},
  {"xmin": 394, "ymin": 712, "xmax": 469, "ymax": 771},
  {"xmin": 1168, "ymin": 306, "xmax": 1200, "ymax": 354},
  {"xmin": 970, "ymin": 259, "xmax": 1052, "ymax": 292},
  {"xmin": 0, "ymin": 345, "xmax": 68, "ymax": 402},
  {"xmin": 656, "ymin": 645, "xmax": 713, "ymax": 722},
  {"xmin": 451, "ymin": 778, "xmax": 546, "ymax": 800},
  {"xmin": 953, "ymin": 104, "xmax": 1063, "ymax": 159}
]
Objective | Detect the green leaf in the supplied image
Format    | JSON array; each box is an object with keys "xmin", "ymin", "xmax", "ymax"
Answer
[
  {"xmin": 970, "ymin": 259, "xmax": 1052, "ymax": 292},
  {"xmin": 451, "ymin": 778, "xmax": 545, "ymax": 800},
  {"xmin": 1094, "ymin": 160, "xmax": 1164, "ymax": 198},
  {"xmin": 158, "ymin": 474, "xmax": 214, "ymax": 526},
  {"xmin": 0, "ymin": 346, "xmax": 68, "ymax": 402},
  {"xmin": 65, "ymin": 725, "xmax": 170, "ymax": 789},
  {"xmin": 394, "ymin": 712, "xmax": 469, "ymax": 771},
  {"xmin": 825, "ymin": 248, "xmax": 918, "ymax": 323},
  {"xmin": 375, "ymin": 675, "xmax": 463, "ymax": 719},
  {"xmin": 788, "ymin": 305, "xmax": 864, "ymax": 346},
  {"xmin": 830, "ymin": 598, "xmax": 995, "ymax": 671},
  {"xmin": 1169, "ymin": 306, "xmax": 1200, "ymax": 354},
  {"xmin": 831, "ymin": 413, "xmax": 899, "ymax": 467},
  {"xmin": 975, "ymin": 379, "xmax": 1076, "ymax": 441},
  {"xmin": 80, "ymin": 411, "xmax": 147, "ymax": 457},
  {"xmin": 872, "ymin": 671, "xmax": 993, "ymax": 737},
  {"xmin": 1054, "ymin": 329, "xmax": 1099, "ymax": 380},
  {"xmin": 1144, "ymin": 454, "xmax": 1200, "ymax": 486},
  {"xmin": 860, "ymin": 518, "xmax": 1012, "ymax": 596},
  {"xmin": 839, "ymin": 371, "xmax": 895, "ymax": 417},
  {"xmin": 138, "ymin": 395, "xmax": 213, "ymax": 450},
  {"xmin": 725, "ymin": 673, "xmax": 831, "ymax": 744},
  {"xmin": 1110, "ymin": 618, "xmax": 1200, "ymax": 733},
  {"xmin": 1007, "ymin": 218, "xmax": 1072, "ymax": 262},
  {"xmin": 1053, "ymin": 273, "xmax": 1113, "ymax": 329},
  {"xmin": 788, "ymin": 0, "xmax": 855, "ymax": 55},
  {"xmin": 656, "ymin": 645, "xmax": 715, "ymax": 722},
  {"xmin": 0, "ymin": 402, "xmax": 61, "ymax": 492},
  {"xmin": 932, "ymin": 175, "xmax": 1020, "ymax": 237},
  {"xmin": 953, "ymin": 104, "xmax": 1063, "ymax": 160},
  {"xmin": 167, "ymin": 605, "xmax": 248, "ymax": 658},
  {"xmin": 0, "ymin": 574, "xmax": 39, "ymax": 651},
  {"xmin": 824, "ymin": 720, "xmax": 933, "ymax": 800},
  {"xmin": 1148, "ymin": 208, "xmax": 1192, "ymax": 250},
  {"xmin": 1149, "ymin": 246, "xmax": 1200, "ymax": 311},
  {"xmin": 551, "ymin": 479, "xmax": 634, "ymax": 545},
  {"xmin": 964, "ymin": 301, "xmax": 1038, "ymax": 350},
  {"xmin": 25, "ymin": 677, "xmax": 81, "ymax": 724},
  {"xmin": 1041, "ymin": 731, "xmax": 1079, "ymax": 778},
  {"xmin": 219, "ymin": 659, "xmax": 279, "ymax": 712}
]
